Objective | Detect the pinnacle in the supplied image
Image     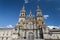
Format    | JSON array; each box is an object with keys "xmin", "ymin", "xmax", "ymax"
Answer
[
  {"xmin": 30, "ymin": 10, "xmax": 32, "ymax": 14},
  {"xmin": 29, "ymin": 10, "xmax": 32, "ymax": 16},
  {"xmin": 36, "ymin": 5, "xmax": 41, "ymax": 12},
  {"xmin": 22, "ymin": 5, "xmax": 25, "ymax": 10},
  {"xmin": 37, "ymin": 5, "xmax": 40, "ymax": 9}
]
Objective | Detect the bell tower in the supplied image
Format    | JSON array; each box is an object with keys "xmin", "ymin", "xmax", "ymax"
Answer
[
  {"xmin": 15, "ymin": 5, "xmax": 26, "ymax": 39},
  {"xmin": 17, "ymin": 5, "xmax": 26, "ymax": 27},
  {"xmin": 20, "ymin": 6, "xmax": 25, "ymax": 18},
  {"xmin": 36, "ymin": 5, "xmax": 44, "ymax": 28},
  {"xmin": 19, "ymin": 5, "xmax": 25, "ymax": 22}
]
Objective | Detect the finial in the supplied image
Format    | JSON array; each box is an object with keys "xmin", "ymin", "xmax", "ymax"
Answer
[
  {"xmin": 29, "ymin": 10, "xmax": 32, "ymax": 16},
  {"xmin": 36, "ymin": 5, "xmax": 41, "ymax": 12},
  {"xmin": 30, "ymin": 10, "xmax": 32, "ymax": 14},
  {"xmin": 22, "ymin": 5, "xmax": 25, "ymax": 10},
  {"xmin": 37, "ymin": 5, "xmax": 40, "ymax": 9},
  {"xmin": 20, "ymin": 5, "xmax": 25, "ymax": 13}
]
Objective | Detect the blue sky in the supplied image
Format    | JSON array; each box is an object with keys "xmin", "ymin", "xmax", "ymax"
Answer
[{"xmin": 0, "ymin": 0, "xmax": 60, "ymax": 27}]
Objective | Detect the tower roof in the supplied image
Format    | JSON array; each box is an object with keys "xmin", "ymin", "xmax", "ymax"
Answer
[
  {"xmin": 20, "ymin": 5, "xmax": 26, "ymax": 13},
  {"xmin": 36, "ymin": 5, "xmax": 41, "ymax": 12},
  {"xmin": 26, "ymin": 10, "xmax": 34, "ymax": 19},
  {"xmin": 36, "ymin": 5, "xmax": 42, "ymax": 17}
]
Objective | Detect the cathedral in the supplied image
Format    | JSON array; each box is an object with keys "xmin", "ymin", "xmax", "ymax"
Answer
[
  {"xmin": 0, "ymin": 5, "xmax": 60, "ymax": 40},
  {"xmin": 15, "ymin": 5, "xmax": 46, "ymax": 39}
]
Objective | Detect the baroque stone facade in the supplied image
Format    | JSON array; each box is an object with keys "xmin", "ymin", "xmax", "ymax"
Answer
[
  {"xmin": 0, "ymin": 5, "xmax": 60, "ymax": 40},
  {"xmin": 15, "ymin": 5, "xmax": 45, "ymax": 39}
]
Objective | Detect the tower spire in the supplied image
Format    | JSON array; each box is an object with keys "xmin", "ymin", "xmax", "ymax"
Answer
[
  {"xmin": 20, "ymin": 5, "xmax": 25, "ymax": 13},
  {"xmin": 36, "ymin": 5, "xmax": 41, "ymax": 12},
  {"xmin": 36, "ymin": 5, "xmax": 42, "ymax": 17},
  {"xmin": 29, "ymin": 10, "xmax": 32, "ymax": 16},
  {"xmin": 36, "ymin": 5, "xmax": 43, "ymax": 28},
  {"xmin": 19, "ymin": 5, "xmax": 26, "ymax": 18},
  {"xmin": 37, "ymin": 5, "xmax": 40, "ymax": 9},
  {"xmin": 22, "ymin": 5, "xmax": 25, "ymax": 10}
]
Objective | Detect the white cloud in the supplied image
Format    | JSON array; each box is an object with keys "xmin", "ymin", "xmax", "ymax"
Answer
[
  {"xmin": 0, "ymin": 25, "xmax": 13, "ymax": 28},
  {"xmin": 43, "ymin": 15, "xmax": 49, "ymax": 19},
  {"xmin": 24, "ymin": 0, "xmax": 28, "ymax": 3},
  {"xmin": 47, "ymin": 26, "xmax": 59, "ymax": 29},
  {"xmin": 6, "ymin": 25, "xmax": 13, "ymax": 28}
]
